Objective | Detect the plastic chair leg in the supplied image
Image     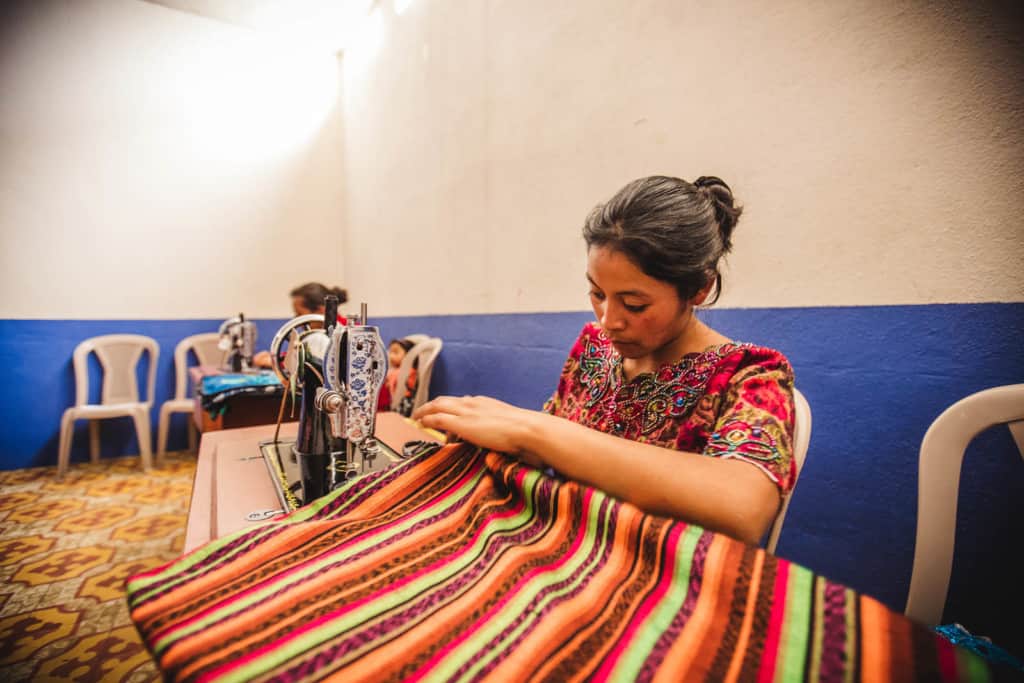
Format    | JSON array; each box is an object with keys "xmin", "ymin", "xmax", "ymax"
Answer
[
  {"xmin": 89, "ymin": 420, "xmax": 101, "ymax": 463},
  {"xmin": 57, "ymin": 410, "xmax": 75, "ymax": 478},
  {"xmin": 156, "ymin": 405, "xmax": 171, "ymax": 465},
  {"xmin": 132, "ymin": 410, "xmax": 154, "ymax": 472}
]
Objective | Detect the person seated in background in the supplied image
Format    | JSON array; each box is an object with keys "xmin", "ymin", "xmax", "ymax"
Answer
[
  {"xmin": 377, "ymin": 338, "xmax": 419, "ymax": 413},
  {"xmin": 288, "ymin": 282, "xmax": 349, "ymax": 317},
  {"xmin": 253, "ymin": 282, "xmax": 348, "ymax": 369},
  {"xmin": 415, "ymin": 175, "xmax": 796, "ymax": 545}
]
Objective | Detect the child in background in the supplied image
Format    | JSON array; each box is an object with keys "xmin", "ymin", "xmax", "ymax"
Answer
[{"xmin": 377, "ymin": 339, "xmax": 416, "ymax": 412}]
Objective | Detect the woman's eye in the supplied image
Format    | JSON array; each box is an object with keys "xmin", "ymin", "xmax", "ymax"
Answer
[
  {"xmin": 589, "ymin": 290, "xmax": 605, "ymax": 301},
  {"xmin": 624, "ymin": 303, "xmax": 648, "ymax": 313}
]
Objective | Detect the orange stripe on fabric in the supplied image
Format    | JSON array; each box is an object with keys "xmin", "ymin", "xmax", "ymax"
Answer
[
  {"xmin": 658, "ymin": 535, "xmax": 748, "ymax": 680},
  {"xmin": 167, "ymin": 512, "xmax": 472, "ymax": 676},
  {"xmin": 488, "ymin": 502, "xmax": 649, "ymax": 681},
  {"xmin": 134, "ymin": 449, "xmax": 479, "ymax": 629},
  {"xmin": 168, "ymin": 472, "xmax": 508, "ymax": 677},
  {"xmin": 330, "ymin": 473, "xmax": 582, "ymax": 682},
  {"xmin": 552, "ymin": 518, "xmax": 673, "ymax": 682},
  {"xmin": 132, "ymin": 519, "xmax": 339, "ymax": 624},
  {"xmin": 308, "ymin": 444, "xmax": 484, "ymax": 526},
  {"xmin": 523, "ymin": 506, "xmax": 649, "ymax": 682},
  {"xmin": 885, "ymin": 605, "xmax": 917, "ymax": 683},
  {"xmin": 722, "ymin": 547, "xmax": 766, "ymax": 683},
  {"xmin": 653, "ymin": 534, "xmax": 736, "ymax": 681},
  {"xmin": 859, "ymin": 594, "xmax": 916, "ymax": 683}
]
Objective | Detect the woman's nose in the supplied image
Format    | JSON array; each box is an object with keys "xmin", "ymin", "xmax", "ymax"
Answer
[{"xmin": 600, "ymin": 303, "xmax": 626, "ymax": 331}]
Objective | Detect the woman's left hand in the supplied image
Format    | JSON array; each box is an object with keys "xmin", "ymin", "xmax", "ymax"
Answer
[{"xmin": 412, "ymin": 396, "xmax": 544, "ymax": 466}]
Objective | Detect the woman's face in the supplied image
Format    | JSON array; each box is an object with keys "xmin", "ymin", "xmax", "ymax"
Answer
[
  {"xmin": 292, "ymin": 296, "xmax": 321, "ymax": 316},
  {"xmin": 586, "ymin": 246, "xmax": 692, "ymax": 364},
  {"xmin": 388, "ymin": 343, "xmax": 407, "ymax": 368}
]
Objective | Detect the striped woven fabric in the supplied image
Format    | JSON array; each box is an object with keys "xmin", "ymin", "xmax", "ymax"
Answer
[{"xmin": 127, "ymin": 444, "xmax": 991, "ymax": 682}]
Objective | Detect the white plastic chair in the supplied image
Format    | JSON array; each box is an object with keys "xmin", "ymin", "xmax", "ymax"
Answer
[
  {"xmin": 391, "ymin": 335, "xmax": 443, "ymax": 415},
  {"xmin": 905, "ymin": 384, "xmax": 1024, "ymax": 625},
  {"xmin": 57, "ymin": 334, "xmax": 159, "ymax": 477},
  {"xmin": 156, "ymin": 333, "xmax": 224, "ymax": 462},
  {"xmin": 766, "ymin": 387, "xmax": 812, "ymax": 554}
]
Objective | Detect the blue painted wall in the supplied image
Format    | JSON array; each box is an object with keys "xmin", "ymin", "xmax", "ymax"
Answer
[
  {"xmin": 2, "ymin": 303, "xmax": 1022, "ymax": 652},
  {"xmin": 0, "ymin": 318, "xmax": 289, "ymax": 466}
]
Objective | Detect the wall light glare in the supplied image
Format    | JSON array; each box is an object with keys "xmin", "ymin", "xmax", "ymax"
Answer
[
  {"xmin": 344, "ymin": 5, "xmax": 384, "ymax": 72},
  {"xmin": 394, "ymin": 0, "xmax": 414, "ymax": 16}
]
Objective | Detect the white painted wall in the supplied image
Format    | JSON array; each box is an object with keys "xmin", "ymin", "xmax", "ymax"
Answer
[
  {"xmin": 341, "ymin": 0, "xmax": 1024, "ymax": 315},
  {"xmin": 0, "ymin": 0, "xmax": 346, "ymax": 319}
]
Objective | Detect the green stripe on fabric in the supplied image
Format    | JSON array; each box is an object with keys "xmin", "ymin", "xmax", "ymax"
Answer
[
  {"xmin": 957, "ymin": 647, "xmax": 992, "ymax": 683},
  {"xmin": 610, "ymin": 525, "xmax": 703, "ymax": 681},
  {"xmin": 153, "ymin": 464, "xmax": 495, "ymax": 655},
  {"xmin": 775, "ymin": 563, "xmax": 813, "ymax": 682},
  {"xmin": 134, "ymin": 454, "xmax": 477, "ymax": 601},
  {"xmin": 128, "ymin": 523, "xmax": 280, "ymax": 598},
  {"xmin": 131, "ymin": 475, "xmax": 390, "ymax": 601},
  {"xmin": 454, "ymin": 491, "xmax": 620, "ymax": 681},
  {"xmin": 218, "ymin": 467, "xmax": 546, "ymax": 683}
]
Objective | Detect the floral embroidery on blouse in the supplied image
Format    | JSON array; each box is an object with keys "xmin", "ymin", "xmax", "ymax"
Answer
[{"xmin": 543, "ymin": 322, "xmax": 797, "ymax": 494}]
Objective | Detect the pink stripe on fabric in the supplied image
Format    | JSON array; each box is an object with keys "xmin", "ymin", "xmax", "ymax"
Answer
[
  {"xmin": 407, "ymin": 486, "xmax": 595, "ymax": 683},
  {"xmin": 156, "ymin": 464, "xmax": 512, "ymax": 646},
  {"xmin": 591, "ymin": 522, "xmax": 683, "ymax": 682},
  {"xmin": 197, "ymin": 470, "xmax": 533, "ymax": 679},
  {"xmin": 935, "ymin": 634, "xmax": 959, "ymax": 682},
  {"xmin": 757, "ymin": 558, "xmax": 790, "ymax": 683}
]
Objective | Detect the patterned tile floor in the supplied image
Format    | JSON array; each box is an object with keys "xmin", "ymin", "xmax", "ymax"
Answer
[{"xmin": 0, "ymin": 454, "xmax": 196, "ymax": 682}]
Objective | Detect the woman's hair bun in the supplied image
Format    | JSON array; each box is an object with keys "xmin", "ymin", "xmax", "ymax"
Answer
[
  {"xmin": 331, "ymin": 287, "xmax": 349, "ymax": 305},
  {"xmin": 693, "ymin": 175, "xmax": 742, "ymax": 252}
]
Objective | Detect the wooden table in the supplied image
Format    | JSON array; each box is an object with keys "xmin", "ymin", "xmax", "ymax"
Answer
[
  {"xmin": 189, "ymin": 366, "xmax": 285, "ymax": 432},
  {"xmin": 184, "ymin": 412, "xmax": 440, "ymax": 553}
]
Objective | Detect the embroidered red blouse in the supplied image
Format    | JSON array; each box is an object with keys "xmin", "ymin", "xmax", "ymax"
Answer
[{"xmin": 543, "ymin": 322, "xmax": 797, "ymax": 495}]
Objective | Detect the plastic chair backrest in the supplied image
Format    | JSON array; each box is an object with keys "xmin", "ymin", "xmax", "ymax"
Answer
[
  {"xmin": 72, "ymin": 334, "xmax": 159, "ymax": 407},
  {"xmin": 391, "ymin": 336, "xmax": 442, "ymax": 413},
  {"xmin": 905, "ymin": 384, "xmax": 1024, "ymax": 625},
  {"xmin": 766, "ymin": 387, "xmax": 812, "ymax": 554},
  {"xmin": 173, "ymin": 333, "xmax": 223, "ymax": 400}
]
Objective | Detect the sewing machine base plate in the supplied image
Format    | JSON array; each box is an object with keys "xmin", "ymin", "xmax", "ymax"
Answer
[{"xmin": 259, "ymin": 437, "xmax": 403, "ymax": 511}]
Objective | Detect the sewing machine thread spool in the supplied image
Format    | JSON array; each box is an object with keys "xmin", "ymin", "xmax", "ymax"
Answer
[{"xmin": 324, "ymin": 295, "xmax": 339, "ymax": 332}]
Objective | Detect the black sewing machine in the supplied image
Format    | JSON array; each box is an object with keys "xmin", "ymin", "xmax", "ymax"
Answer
[{"xmin": 258, "ymin": 298, "xmax": 402, "ymax": 511}]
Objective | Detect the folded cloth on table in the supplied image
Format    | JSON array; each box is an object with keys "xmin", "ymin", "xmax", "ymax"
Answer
[
  {"xmin": 935, "ymin": 623, "xmax": 1024, "ymax": 673},
  {"xmin": 198, "ymin": 371, "xmax": 282, "ymax": 415},
  {"xmin": 127, "ymin": 443, "xmax": 993, "ymax": 682}
]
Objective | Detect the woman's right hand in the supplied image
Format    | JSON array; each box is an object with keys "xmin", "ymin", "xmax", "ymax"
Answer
[{"xmin": 413, "ymin": 396, "xmax": 545, "ymax": 467}]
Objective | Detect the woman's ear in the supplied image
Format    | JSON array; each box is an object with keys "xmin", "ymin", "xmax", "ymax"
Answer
[{"xmin": 690, "ymin": 276, "xmax": 716, "ymax": 307}]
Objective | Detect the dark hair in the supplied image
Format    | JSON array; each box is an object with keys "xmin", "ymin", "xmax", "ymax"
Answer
[
  {"xmin": 389, "ymin": 338, "xmax": 415, "ymax": 353},
  {"xmin": 389, "ymin": 338, "xmax": 418, "ymax": 369},
  {"xmin": 290, "ymin": 282, "xmax": 348, "ymax": 311},
  {"xmin": 582, "ymin": 175, "xmax": 742, "ymax": 305}
]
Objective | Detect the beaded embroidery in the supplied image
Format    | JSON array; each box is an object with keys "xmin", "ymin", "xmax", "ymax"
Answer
[
  {"xmin": 705, "ymin": 419, "xmax": 781, "ymax": 462},
  {"xmin": 545, "ymin": 323, "xmax": 797, "ymax": 493}
]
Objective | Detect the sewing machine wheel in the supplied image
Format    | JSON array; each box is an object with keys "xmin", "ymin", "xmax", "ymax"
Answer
[{"xmin": 268, "ymin": 314, "xmax": 327, "ymax": 385}]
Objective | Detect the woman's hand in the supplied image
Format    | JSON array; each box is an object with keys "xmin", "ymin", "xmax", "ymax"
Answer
[
  {"xmin": 252, "ymin": 351, "xmax": 273, "ymax": 369},
  {"xmin": 417, "ymin": 395, "xmax": 779, "ymax": 543},
  {"xmin": 413, "ymin": 396, "xmax": 545, "ymax": 467}
]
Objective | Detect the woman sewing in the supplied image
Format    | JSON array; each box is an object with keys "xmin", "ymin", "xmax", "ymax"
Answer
[
  {"xmin": 414, "ymin": 175, "xmax": 795, "ymax": 545},
  {"xmin": 253, "ymin": 282, "xmax": 349, "ymax": 369}
]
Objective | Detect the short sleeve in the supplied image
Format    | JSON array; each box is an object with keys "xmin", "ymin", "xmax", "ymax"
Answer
[
  {"xmin": 703, "ymin": 356, "xmax": 796, "ymax": 495},
  {"xmin": 541, "ymin": 325, "xmax": 592, "ymax": 416}
]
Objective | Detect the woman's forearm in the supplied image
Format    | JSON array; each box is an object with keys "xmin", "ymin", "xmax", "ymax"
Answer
[{"xmin": 517, "ymin": 412, "xmax": 780, "ymax": 545}]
